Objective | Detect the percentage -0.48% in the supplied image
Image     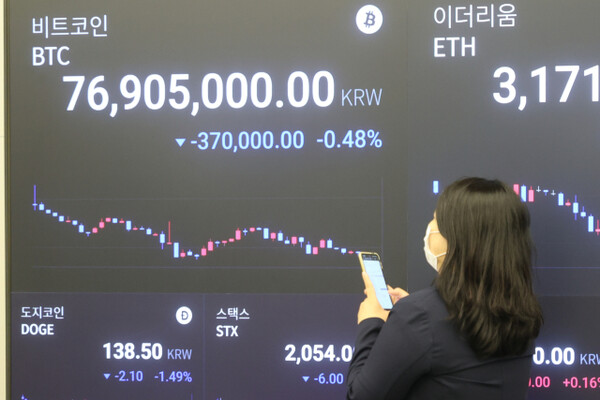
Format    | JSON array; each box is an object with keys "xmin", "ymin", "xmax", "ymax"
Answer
[{"xmin": 317, "ymin": 129, "xmax": 382, "ymax": 149}]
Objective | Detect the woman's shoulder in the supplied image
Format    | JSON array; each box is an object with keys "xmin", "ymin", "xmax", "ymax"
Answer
[
  {"xmin": 398, "ymin": 286, "xmax": 443, "ymax": 307},
  {"xmin": 392, "ymin": 286, "xmax": 448, "ymax": 321}
]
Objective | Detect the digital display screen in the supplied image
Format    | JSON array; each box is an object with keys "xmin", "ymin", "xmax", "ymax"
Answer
[{"xmin": 6, "ymin": 1, "xmax": 600, "ymax": 399}]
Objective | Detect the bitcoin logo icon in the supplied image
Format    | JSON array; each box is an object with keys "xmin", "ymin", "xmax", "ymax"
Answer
[
  {"xmin": 356, "ymin": 5, "xmax": 383, "ymax": 34},
  {"xmin": 364, "ymin": 11, "xmax": 376, "ymax": 28}
]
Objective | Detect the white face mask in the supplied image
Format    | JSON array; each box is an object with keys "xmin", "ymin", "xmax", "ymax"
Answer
[{"xmin": 423, "ymin": 224, "xmax": 446, "ymax": 271}]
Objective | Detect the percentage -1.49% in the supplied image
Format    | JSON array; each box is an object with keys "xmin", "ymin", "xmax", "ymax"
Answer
[{"xmin": 155, "ymin": 370, "xmax": 193, "ymax": 383}]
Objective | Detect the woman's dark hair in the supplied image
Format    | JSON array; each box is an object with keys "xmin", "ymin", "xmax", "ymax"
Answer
[{"xmin": 434, "ymin": 177, "xmax": 543, "ymax": 358}]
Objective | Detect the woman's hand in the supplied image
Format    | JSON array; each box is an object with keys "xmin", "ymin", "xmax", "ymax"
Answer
[
  {"xmin": 357, "ymin": 272, "xmax": 391, "ymax": 324},
  {"xmin": 388, "ymin": 285, "xmax": 409, "ymax": 304}
]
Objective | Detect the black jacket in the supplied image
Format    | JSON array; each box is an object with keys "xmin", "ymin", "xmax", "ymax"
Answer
[{"xmin": 347, "ymin": 286, "xmax": 533, "ymax": 399}]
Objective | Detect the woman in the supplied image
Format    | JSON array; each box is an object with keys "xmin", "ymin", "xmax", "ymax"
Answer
[{"xmin": 347, "ymin": 177, "xmax": 543, "ymax": 399}]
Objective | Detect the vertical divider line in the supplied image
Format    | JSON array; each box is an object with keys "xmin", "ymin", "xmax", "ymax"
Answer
[
  {"xmin": 202, "ymin": 294, "xmax": 206, "ymax": 400},
  {"xmin": 380, "ymin": 177, "xmax": 384, "ymax": 259}
]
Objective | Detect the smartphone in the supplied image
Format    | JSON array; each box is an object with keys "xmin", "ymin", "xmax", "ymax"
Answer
[{"xmin": 358, "ymin": 252, "xmax": 394, "ymax": 310}]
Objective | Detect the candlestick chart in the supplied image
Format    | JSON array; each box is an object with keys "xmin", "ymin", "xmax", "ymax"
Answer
[{"xmin": 27, "ymin": 184, "xmax": 382, "ymax": 270}]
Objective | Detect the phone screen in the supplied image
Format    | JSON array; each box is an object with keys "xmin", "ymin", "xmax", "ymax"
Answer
[{"xmin": 360, "ymin": 253, "xmax": 394, "ymax": 310}]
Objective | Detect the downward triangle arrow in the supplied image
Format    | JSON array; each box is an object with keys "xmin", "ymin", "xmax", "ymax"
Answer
[
  {"xmin": 302, "ymin": 376, "xmax": 309, "ymax": 382},
  {"xmin": 104, "ymin": 373, "xmax": 111, "ymax": 380},
  {"xmin": 175, "ymin": 138, "xmax": 186, "ymax": 147}
]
